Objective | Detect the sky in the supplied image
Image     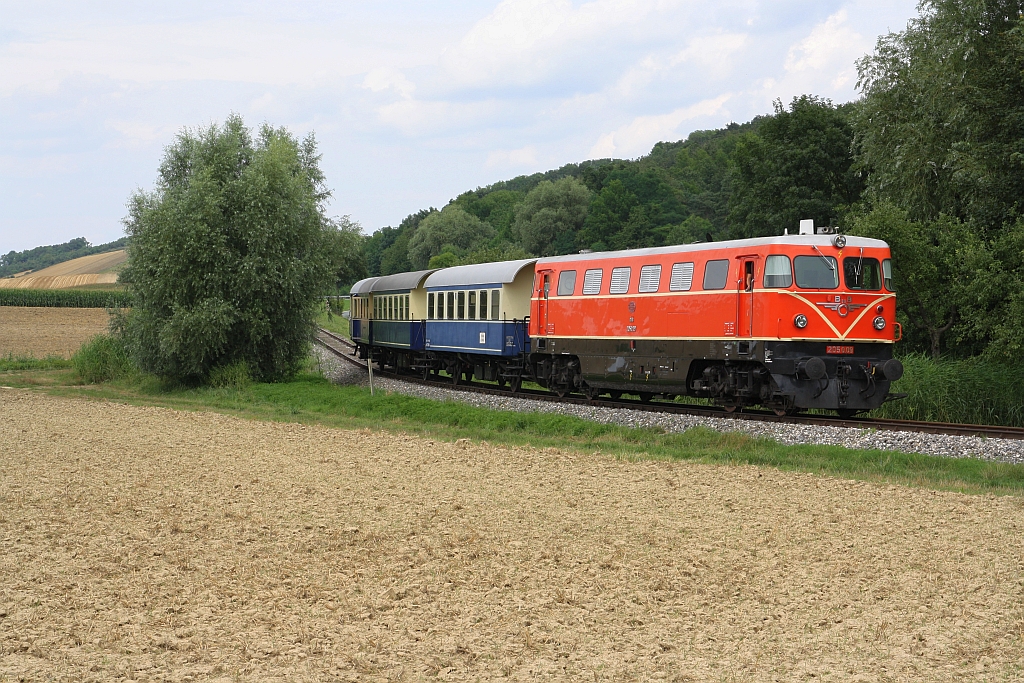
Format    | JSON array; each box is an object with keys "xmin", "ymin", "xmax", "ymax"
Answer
[{"xmin": 0, "ymin": 0, "xmax": 920, "ymax": 253}]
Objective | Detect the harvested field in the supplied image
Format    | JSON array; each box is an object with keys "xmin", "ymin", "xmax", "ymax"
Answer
[
  {"xmin": 1, "ymin": 391, "xmax": 1023, "ymax": 682},
  {"xmin": 0, "ymin": 306, "xmax": 109, "ymax": 358},
  {"xmin": 0, "ymin": 250, "xmax": 125, "ymax": 290}
]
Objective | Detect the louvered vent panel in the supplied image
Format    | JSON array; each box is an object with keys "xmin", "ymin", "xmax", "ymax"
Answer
[
  {"xmin": 670, "ymin": 262, "xmax": 694, "ymax": 291},
  {"xmin": 609, "ymin": 267, "xmax": 631, "ymax": 294},
  {"xmin": 638, "ymin": 265, "xmax": 661, "ymax": 293},
  {"xmin": 582, "ymin": 269, "xmax": 603, "ymax": 295}
]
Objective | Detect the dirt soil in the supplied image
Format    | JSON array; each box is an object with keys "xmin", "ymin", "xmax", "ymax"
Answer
[
  {"xmin": 0, "ymin": 306, "xmax": 110, "ymax": 358},
  {"xmin": 1, "ymin": 391, "xmax": 1023, "ymax": 682}
]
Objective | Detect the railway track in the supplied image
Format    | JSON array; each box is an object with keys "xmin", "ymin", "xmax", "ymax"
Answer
[{"xmin": 315, "ymin": 328, "xmax": 1024, "ymax": 442}]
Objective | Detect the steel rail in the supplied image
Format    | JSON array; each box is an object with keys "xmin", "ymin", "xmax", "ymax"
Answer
[{"xmin": 315, "ymin": 328, "xmax": 1024, "ymax": 442}]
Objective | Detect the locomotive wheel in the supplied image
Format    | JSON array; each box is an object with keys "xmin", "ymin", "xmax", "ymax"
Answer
[
  {"xmin": 583, "ymin": 385, "xmax": 600, "ymax": 401},
  {"xmin": 772, "ymin": 406, "xmax": 788, "ymax": 417},
  {"xmin": 723, "ymin": 405, "xmax": 738, "ymax": 413},
  {"xmin": 836, "ymin": 409, "xmax": 858, "ymax": 419}
]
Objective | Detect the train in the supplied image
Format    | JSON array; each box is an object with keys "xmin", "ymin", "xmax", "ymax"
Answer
[{"xmin": 348, "ymin": 228, "xmax": 904, "ymax": 416}]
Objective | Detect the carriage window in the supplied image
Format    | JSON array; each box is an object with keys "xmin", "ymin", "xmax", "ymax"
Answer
[
  {"xmin": 479, "ymin": 290, "xmax": 488, "ymax": 320},
  {"xmin": 882, "ymin": 259, "xmax": 893, "ymax": 291},
  {"xmin": 582, "ymin": 269, "xmax": 603, "ymax": 295},
  {"xmin": 794, "ymin": 255, "xmax": 839, "ymax": 289},
  {"xmin": 457, "ymin": 291, "xmax": 465, "ymax": 319},
  {"xmin": 491, "ymin": 290, "xmax": 500, "ymax": 320},
  {"xmin": 405, "ymin": 295, "xmax": 410, "ymax": 320},
  {"xmin": 763, "ymin": 255, "xmax": 793, "ymax": 288},
  {"xmin": 428, "ymin": 293, "xmax": 435, "ymax": 319},
  {"xmin": 844, "ymin": 257, "xmax": 881, "ymax": 290},
  {"xmin": 669, "ymin": 262, "xmax": 694, "ymax": 291},
  {"xmin": 447, "ymin": 291, "xmax": 455, "ymax": 319},
  {"xmin": 638, "ymin": 265, "xmax": 661, "ymax": 293},
  {"xmin": 702, "ymin": 259, "xmax": 730, "ymax": 290},
  {"xmin": 609, "ymin": 267, "xmax": 631, "ymax": 294},
  {"xmin": 557, "ymin": 270, "xmax": 577, "ymax": 296},
  {"xmin": 468, "ymin": 291, "xmax": 476, "ymax": 319}
]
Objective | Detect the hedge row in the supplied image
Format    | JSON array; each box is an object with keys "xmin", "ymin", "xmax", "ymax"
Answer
[{"xmin": 0, "ymin": 288, "xmax": 132, "ymax": 308}]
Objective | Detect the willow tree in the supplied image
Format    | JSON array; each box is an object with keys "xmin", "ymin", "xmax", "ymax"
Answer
[{"xmin": 120, "ymin": 114, "xmax": 335, "ymax": 382}]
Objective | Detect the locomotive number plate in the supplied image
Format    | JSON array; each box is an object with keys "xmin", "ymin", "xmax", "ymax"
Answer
[{"xmin": 826, "ymin": 345, "xmax": 855, "ymax": 355}]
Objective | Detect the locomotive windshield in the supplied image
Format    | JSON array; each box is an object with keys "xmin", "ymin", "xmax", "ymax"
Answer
[
  {"xmin": 843, "ymin": 257, "xmax": 881, "ymax": 290},
  {"xmin": 794, "ymin": 255, "xmax": 839, "ymax": 289}
]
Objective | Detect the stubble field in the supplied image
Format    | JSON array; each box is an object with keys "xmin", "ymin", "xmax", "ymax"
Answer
[
  {"xmin": 0, "ymin": 306, "xmax": 110, "ymax": 358},
  {"xmin": 1, "ymin": 390, "xmax": 1023, "ymax": 681}
]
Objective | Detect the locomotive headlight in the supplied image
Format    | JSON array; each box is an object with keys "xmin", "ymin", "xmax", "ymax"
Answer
[
  {"xmin": 794, "ymin": 314, "xmax": 808, "ymax": 329},
  {"xmin": 832, "ymin": 234, "xmax": 847, "ymax": 249},
  {"xmin": 873, "ymin": 316, "xmax": 887, "ymax": 330}
]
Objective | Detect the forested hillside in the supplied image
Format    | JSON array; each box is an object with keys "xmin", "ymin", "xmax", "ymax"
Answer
[
  {"xmin": 0, "ymin": 237, "xmax": 128, "ymax": 279},
  {"xmin": 361, "ymin": 0, "xmax": 1024, "ymax": 363}
]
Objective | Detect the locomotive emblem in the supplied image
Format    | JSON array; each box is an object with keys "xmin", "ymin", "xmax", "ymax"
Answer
[{"xmin": 817, "ymin": 295, "xmax": 867, "ymax": 318}]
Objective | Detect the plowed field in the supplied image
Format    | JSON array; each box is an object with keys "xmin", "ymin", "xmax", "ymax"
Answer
[
  {"xmin": 0, "ymin": 306, "xmax": 109, "ymax": 358},
  {"xmin": 1, "ymin": 391, "xmax": 1022, "ymax": 681}
]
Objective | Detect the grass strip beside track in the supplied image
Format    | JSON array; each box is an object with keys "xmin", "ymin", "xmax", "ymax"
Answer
[{"xmin": 5, "ymin": 363, "xmax": 1024, "ymax": 496}]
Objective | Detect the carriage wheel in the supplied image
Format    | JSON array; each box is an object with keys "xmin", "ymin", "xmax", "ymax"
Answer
[{"xmin": 638, "ymin": 392, "xmax": 654, "ymax": 403}]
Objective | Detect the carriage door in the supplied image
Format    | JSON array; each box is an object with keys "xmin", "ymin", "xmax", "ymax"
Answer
[
  {"xmin": 537, "ymin": 270, "xmax": 553, "ymax": 335},
  {"xmin": 736, "ymin": 257, "xmax": 757, "ymax": 338}
]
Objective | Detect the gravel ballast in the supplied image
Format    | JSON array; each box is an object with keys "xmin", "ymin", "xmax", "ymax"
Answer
[{"xmin": 314, "ymin": 346, "xmax": 1024, "ymax": 465}]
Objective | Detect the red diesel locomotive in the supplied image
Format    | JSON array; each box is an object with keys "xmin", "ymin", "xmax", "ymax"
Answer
[{"xmin": 526, "ymin": 233, "xmax": 904, "ymax": 415}]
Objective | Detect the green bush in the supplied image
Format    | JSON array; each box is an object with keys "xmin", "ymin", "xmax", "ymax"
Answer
[
  {"xmin": 120, "ymin": 114, "xmax": 336, "ymax": 382},
  {"xmin": 872, "ymin": 353, "xmax": 1024, "ymax": 427},
  {"xmin": 0, "ymin": 288, "xmax": 132, "ymax": 308},
  {"xmin": 72, "ymin": 335, "xmax": 132, "ymax": 383},
  {"xmin": 208, "ymin": 361, "xmax": 251, "ymax": 389}
]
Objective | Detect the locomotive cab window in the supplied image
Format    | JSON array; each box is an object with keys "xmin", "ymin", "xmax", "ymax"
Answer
[
  {"xmin": 638, "ymin": 265, "xmax": 661, "ymax": 293},
  {"xmin": 702, "ymin": 259, "xmax": 730, "ymax": 290},
  {"xmin": 794, "ymin": 255, "xmax": 839, "ymax": 289},
  {"xmin": 844, "ymin": 257, "xmax": 881, "ymax": 290},
  {"xmin": 557, "ymin": 270, "xmax": 577, "ymax": 296},
  {"xmin": 479, "ymin": 290, "xmax": 488, "ymax": 320},
  {"xmin": 468, "ymin": 291, "xmax": 476, "ymax": 319},
  {"xmin": 609, "ymin": 267, "xmax": 631, "ymax": 294},
  {"xmin": 763, "ymin": 255, "xmax": 792, "ymax": 288},
  {"xmin": 882, "ymin": 259, "xmax": 893, "ymax": 291}
]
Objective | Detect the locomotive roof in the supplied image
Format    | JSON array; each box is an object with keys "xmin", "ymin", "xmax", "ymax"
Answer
[
  {"xmin": 424, "ymin": 258, "xmax": 538, "ymax": 288},
  {"xmin": 349, "ymin": 277, "xmax": 379, "ymax": 295},
  {"xmin": 536, "ymin": 234, "xmax": 889, "ymax": 265},
  {"xmin": 369, "ymin": 269, "xmax": 437, "ymax": 293}
]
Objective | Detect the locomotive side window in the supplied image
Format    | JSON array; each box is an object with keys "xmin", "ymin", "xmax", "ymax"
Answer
[
  {"xmin": 428, "ymin": 293, "xmax": 435, "ymax": 319},
  {"xmin": 480, "ymin": 290, "xmax": 488, "ymax": 320},
  {"xmin": 582, "ymin": 269, "xmax": 603, "ymax": 294},
  {"xmin": 763, "ymin": 255, "xmax": 792, "ymax": 288},
  {"xmin": 883, "ymin": 259, "xmax": 893, "ymax": 290},
  {"xmin": 669, "ymin": 262, "xmax": 694, "ymax": 291},
  {"xmin": 609, "ymin": 267, "xmax": 631, "ymax": 294},
  {"xmin": 447, "ymin": 292, "xmax": 455, "ymax": 320},
  {"xmin": 638, "ymin": 265, "xmax": 661, "ymax": 293},
  {"xmin": 468, "ymin": 291, "xmax": 477, "ymax": 319},
  {"xmin": 702, "ymin": 259, "xmax": 730, "ymax": 290},
  {"xmin": 557, "ymin": 270, "xmax": 577, "ymax": 296},
  {"xmin": 794, "ymin": 255, "xmax": 839, "ymax": 289},
  {"xmin": 491, "ymin": 290, "xmax": 500, "ymax": 319},
  {"xmin": 844, "ymin": 257, "xmax": 881, "ymax": 290}
]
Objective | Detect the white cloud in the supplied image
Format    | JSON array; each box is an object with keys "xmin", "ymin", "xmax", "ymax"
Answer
[
  {"xmin": 363, "ymin": 67, "xmax": 416, "ymax": 99},
  {"xmin": 485, "ymin": 145, "xmax": 538, "ymax": 168},
  {"xmin": 439, "ymin": 0, "xmax": 682, "ymax": 89},
  {"xmin": 778, "ymin": 8, "xmax": 870, "ymax": 96},
  {"xmin": 588, "ymin": 94, "xmax": 731, "ymax": 159}
]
